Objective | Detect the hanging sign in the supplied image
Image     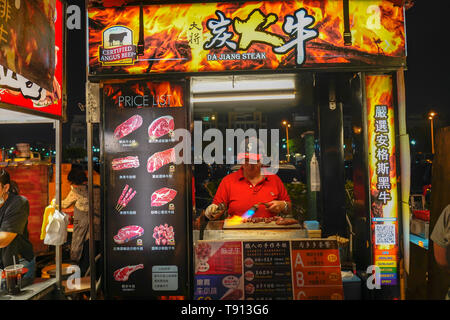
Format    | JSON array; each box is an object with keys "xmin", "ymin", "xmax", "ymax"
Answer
[
  {"xmin": 88, "ymin": 0, "xmax": 406, "ymax": 76},
  {"xmin": 366, "ymin": 74, "xmax": 399, "ymax": 286},
  {"xmin": 0, "ymin": 0, "xmax": 63, "ymax": 118},
  {"xmin": 0, "ymin": 0, "xmax": 56, "ymax": 91}
]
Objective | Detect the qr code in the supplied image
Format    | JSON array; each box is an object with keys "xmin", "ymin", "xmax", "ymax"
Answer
[{"xmin": 375, "ymin": 224, "xmax": 396, "ymax": 245}]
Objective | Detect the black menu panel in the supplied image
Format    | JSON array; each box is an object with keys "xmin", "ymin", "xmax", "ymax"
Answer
[{"xmin": 102, "ymin": 80, "xmax": 189, "ymax": 298}]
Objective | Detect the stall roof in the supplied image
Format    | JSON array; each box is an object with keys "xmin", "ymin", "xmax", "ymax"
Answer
[{"xmin": 0, "ymin": 108, "xmax": 57, "ymax": 124}]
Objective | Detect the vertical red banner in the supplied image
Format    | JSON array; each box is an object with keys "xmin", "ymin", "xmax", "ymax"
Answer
[{"xmin": 366, "ymin": 74, "xmax": 399, "ymax": 286}]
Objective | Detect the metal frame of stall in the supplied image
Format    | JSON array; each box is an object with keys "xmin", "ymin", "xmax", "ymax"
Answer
[
  {"xmin": 0, "ymin": 0, "xmax": 68, "ymax": 297},
  {"xmin": 0, "ymin": 104, "xmax": 64, "ymax": 296},
  {"xmin": 85, "ymin": 0, "xmax": 412, "ymax": 300}
]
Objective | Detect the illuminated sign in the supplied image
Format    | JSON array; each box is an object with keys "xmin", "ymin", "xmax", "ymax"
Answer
[
  {"xmin": 0, "ymin": 0, "xmax": 63, "ymax": 118},
  {"xmin": 99, "ymin": 26, "xmax": 137, "ymax": 65},
  {"xmin": 88, "ymin": 0, "xmax": 406, "ymax": 76},
  {"xmin": 0, "ymin": 0, "xmax": 56, "ymax": 91},
  {"xmin": 366, "ymin": 74, "xmax": 399, "ymax": 286}
]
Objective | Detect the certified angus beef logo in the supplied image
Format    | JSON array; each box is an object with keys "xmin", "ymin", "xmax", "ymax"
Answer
[{"xmin": 99, "ymin": 26, "xmax": 137, "ymax": 65}]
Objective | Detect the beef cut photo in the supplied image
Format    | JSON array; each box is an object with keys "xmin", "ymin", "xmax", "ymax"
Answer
[
  {"xmin": 113, "ymin": 225, "xmax": 145, "ymax": 244},
  {"xmin": 113, "ymin": 264, "xmax": 144, "ymax": 282},
  {"xmin": 151, "ymin": 187, "xmax": 177, "ymax": 207},
  {"xmin": 112, "ymin": 156, "xmax": 140, "ymax": 170},
  {"xmin": 147, "ymin": 148, "xmax": 176, "ymax": 173},
  {"xmin": 114, "ymin": 114, "xmax": 143, "ymax": 140},
  {"xmin": 148, "ymin": 115, "xmax": 175, "ymax": 141}
]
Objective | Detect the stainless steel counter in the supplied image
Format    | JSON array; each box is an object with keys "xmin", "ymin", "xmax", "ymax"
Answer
[
  {"xmin": 194, "ymin": 221, "xmax": 308, "ymax": 243},
  {"xmin": 0, "ymin": 278, "xmax": 57, "ymax": 300}
]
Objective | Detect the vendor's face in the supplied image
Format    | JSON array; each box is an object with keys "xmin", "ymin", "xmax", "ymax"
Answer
[{"xmin": 242, "ymin": 159, "xmax": 262, "ymax": 177}]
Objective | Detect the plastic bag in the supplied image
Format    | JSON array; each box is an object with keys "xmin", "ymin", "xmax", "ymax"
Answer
[{"xmin": 44, "ymin": 209, "xmax": 69, "ymax": 246}]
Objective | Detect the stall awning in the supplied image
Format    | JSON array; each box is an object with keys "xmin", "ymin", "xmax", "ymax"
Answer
[{"xmin": 0, "ymin": 108, "xmax": 57, "ymax": 124}]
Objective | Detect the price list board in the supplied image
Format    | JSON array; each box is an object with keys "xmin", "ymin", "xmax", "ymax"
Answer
[
  {"xmin": 291, "ymin": 240, "xmax": 344, "ymax": 300},
  {"xmin": 193, "ymin": 239, "xmax": 343, "ymax": 300},
  {"xmin": 102, "ymin": 80, "xmax": 189, "ymax": 298},
  {"xmin": 243, "ymin": 241, "xmax": 292, "ymax": 300}
]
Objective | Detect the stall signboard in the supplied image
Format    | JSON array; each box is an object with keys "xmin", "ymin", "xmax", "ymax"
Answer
[
  {"xmin": 366, "ymin": 74, "xmax": 399, "ymax": 286},
  {"xmin": 0, "ymin": 0, "xmax": 56, "ymax": 91},
  {"xmin": 194, "ymin": 239, "xmax": 343, "ymax": 300},
  {"xmin": 0, "ymin": 0, "xmax": 63, "ymax": 118},
  {"xmin": 88, "ymin": 0, "xmax": 406, "ymax": 76},
  {"xmin": 102, "ymin": 79, "xmax": 189, "ymax": 298}
]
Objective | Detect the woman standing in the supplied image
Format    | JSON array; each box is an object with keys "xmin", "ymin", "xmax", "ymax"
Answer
[{"xmin": 62, "ymin": 167, "xmax": 100, "ymax": 276}]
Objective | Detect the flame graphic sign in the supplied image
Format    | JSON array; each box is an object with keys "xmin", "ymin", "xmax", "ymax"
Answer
[
  {"xmin": 88, "ymin": 0, "xmax": 406, "ymax": 76},
  {"xmin": 366, "ymin": 74, "xmax": 399, "ymax": 287}
]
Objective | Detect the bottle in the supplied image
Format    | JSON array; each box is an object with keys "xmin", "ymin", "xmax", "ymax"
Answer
[{"xmin": 311, "ymin": 153, "xmax": 320, "ymax": 192}]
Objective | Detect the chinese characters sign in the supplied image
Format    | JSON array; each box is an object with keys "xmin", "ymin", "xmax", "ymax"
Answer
[
  {"xmin": 194, "ymin": 239, "xmax": 343, "ymax": 300},
  {"xmin": 88, "ymin": 0, "xmax": 406, "ymax": 76},
  {"xmin": 0, "ymin": 0, "xmax": 62, "ymax": 118},
  {"xmin": 0, "ymin": 0, "xmax": 56, "ymax": 91},
  {"xmin": 366, "ymin": 74, "xmax": 399, "ymax": 286}
]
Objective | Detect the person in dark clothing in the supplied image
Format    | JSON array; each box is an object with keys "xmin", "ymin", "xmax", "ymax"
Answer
[
  {"xmin": 62, "ymin": 168, "xmax": 101, "ymax": 277},
  {"xmin": 0, "ymin": 169, "xmax": 35, "ymax": 288}
]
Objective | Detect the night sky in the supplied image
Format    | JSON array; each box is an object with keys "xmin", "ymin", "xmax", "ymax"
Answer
[{"xmin": 0, "ymin": 0, "xmax": 448, "ymax": 149}]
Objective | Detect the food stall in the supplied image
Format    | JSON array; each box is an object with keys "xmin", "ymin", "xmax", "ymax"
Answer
[
  {"xmin": 0, "ymin": 0, "xmax": 65, "ymax": 299},
  {"xmin": 87, "ymin": 0, "xmax": 411, "ymax": 300}
]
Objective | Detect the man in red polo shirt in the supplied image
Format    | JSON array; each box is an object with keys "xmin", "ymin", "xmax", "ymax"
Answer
[{"xmin": 205, "ymin": 139, "xmax": 291, "ymax": 220}]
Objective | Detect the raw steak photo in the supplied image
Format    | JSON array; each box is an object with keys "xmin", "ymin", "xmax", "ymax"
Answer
[
  {"xmin": 151, "ymin": 187, "xmax": 177, "ymax": 207},
  {"xmin": 152, "ymin": 224, "xmax": 175, "ymax": 246},
  {"xmin": 148, "ymin": 115, "xmax": 175, "ymax": 141},
  {"xmin": 113, "ymin": 225, "xmax": 145, "ymax": 244},
  {"xmin": 113, "ymin": 264, "xmax": 144, "ymax": 282},
  {"xmin": 112, "ymin": 156, "xmax": 140, "ymax": 170},
  {"xmin": 147, "ymin": 148, "xmax": 175, "ymax": 173},
  {"xmin": 114, "ymin": 114, "xmax": 143, "ymax": 140}
]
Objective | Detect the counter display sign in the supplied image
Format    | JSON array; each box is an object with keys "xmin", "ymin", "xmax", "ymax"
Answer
[
  {"xmin": 243, "ymin": 241, "xmax": 292, "ymax": 300},
  {"xmin": 88, "ymin": 0, "xmax": 406, "ymax": 76},
  {"xmin": 366, "ymin": 74, "xmax": 399, "ymax": 287},
  {"xmin": 194, "ymin": 239, "xmax": 343, "ymax": 300},
  {"xmin": 194, "ymin": 241, "xmax": 244, "ymax": 300},
  {"xmin": 102, "ymin": 80, "xmax": 189, "ymax": 298},
  {"xmin": 291, "ymin": 240, "xmax": 344, "ymax": 300}
]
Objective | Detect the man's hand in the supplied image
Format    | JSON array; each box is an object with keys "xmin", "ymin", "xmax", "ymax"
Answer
[
  {"xmin": 205, "ymin": 204, "xmax": 220, "ymax": 220},
  {"xmin": 266, "ymin": 201, "xmax": 288, "ymax": 214}
]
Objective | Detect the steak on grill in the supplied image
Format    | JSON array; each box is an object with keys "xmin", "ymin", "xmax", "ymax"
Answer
[
  {"xmin": 147, "ymin": 148, "xmax": 175, "ymax": 173},
  {"xmin": 148, "ymin": 115, "xmax": 174, "ymax": 141},
  {"xmin": 114, "ymin": 115, "xmax": 143, "ymax": 140},
  {"xmin": 113, "ymin": 225, "xmax": 144, "ymax": 244},
  {"xmin": 151, "ymin": 187, "xmax": 177, "ymax": 207},
  {"xmin": 113, "ymin": 264, "xmax": 144, "ymax": 282},
  {"xmin": 112, "ymin": 156, "xmax": 140, "ymax": 170}
]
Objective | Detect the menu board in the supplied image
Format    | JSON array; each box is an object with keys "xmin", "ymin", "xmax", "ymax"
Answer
[
  {"xmin": 243, "ymin": 241, "xmax": 292, "ymax": 300},
  {"xmin": 194, "ymin": 239, "xmax": 343, "ymax": 300},
  {"xmin": 102, "ymin": 80, "xmax": 189, "ymax": 298},
  {"xmin": 291, "ymin": 240, "xmax": 344, "ymax": 300}
]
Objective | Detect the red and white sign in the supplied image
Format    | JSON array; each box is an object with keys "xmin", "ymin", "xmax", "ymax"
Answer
[{"xmin": 0, "ymin": 0, "xmax": 63, "ymax": 118}]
